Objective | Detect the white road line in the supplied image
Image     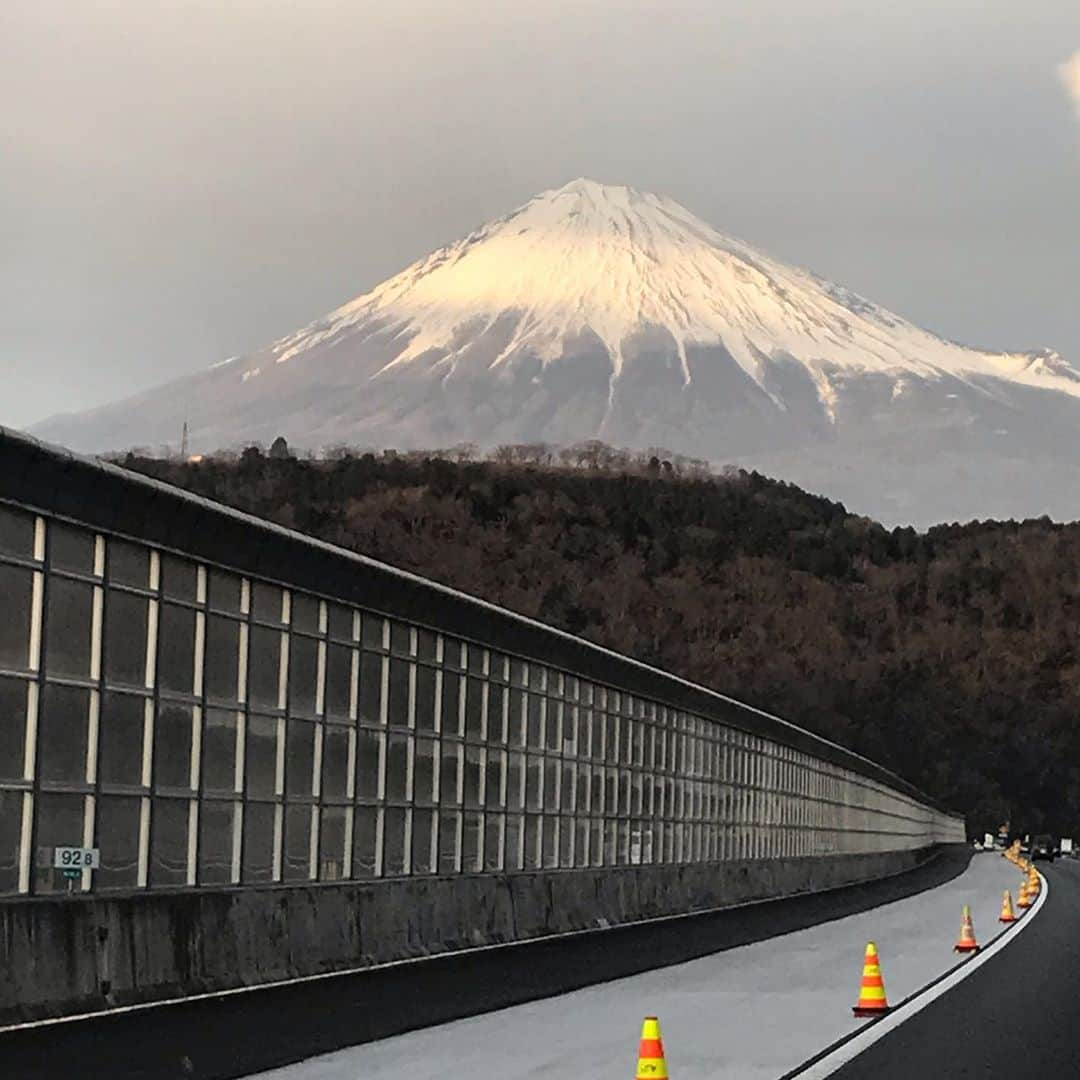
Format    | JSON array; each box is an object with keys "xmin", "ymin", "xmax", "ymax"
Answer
[{"xmin": 790, "ymin": 869, "xmax": 1048, "ymax": 1079}]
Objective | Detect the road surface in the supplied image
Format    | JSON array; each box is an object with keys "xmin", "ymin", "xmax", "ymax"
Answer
[
  {"xmin": 257, "ymin": 853, "xmax": 1027, "ymax": 1080},
  {"xmin": 826, "ymin": 857, "xmax": 1076, "ymax": 1078}
]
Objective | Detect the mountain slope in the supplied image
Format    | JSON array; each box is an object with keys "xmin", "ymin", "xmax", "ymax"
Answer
[
  {"xmin": 123, "ymin": 447, "xmax": 1080, "ymax": 836},
  {"xmin": 33, "ymin": 178, "xmax": 1080, "ymax": 526}
]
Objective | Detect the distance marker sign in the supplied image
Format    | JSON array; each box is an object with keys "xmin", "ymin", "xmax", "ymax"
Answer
[{"xmin": 53, "ymin": 847, "xmax": 100, "ymax": 870}]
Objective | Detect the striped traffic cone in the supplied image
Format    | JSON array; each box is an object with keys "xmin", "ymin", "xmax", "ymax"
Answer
[
  {"xmin": 954, "ymin": 905, "xmax": 980, "ymax": 953},
  {"xmin": 999, "ymin": 890, "xmax": 1017, "ymax": 923},
  {"xmin": 852, "ymin": 942, "xmax": 891, "ymax": 1017},
  {"xmin": 1017, "ymin": 878, "xmax": 1032, "ymax": 909},
  {"xmin": 1028, "ymin": 868, "xmax": 1040, "ymax": 894},
  {"xmin": 636, "ymin": 1016, "xmax": 669, "ymax": 1078}
]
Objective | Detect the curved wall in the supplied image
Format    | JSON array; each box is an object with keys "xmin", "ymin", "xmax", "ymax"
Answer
[{"xmin": 0, "ymin": 426, "xmax": 963, "ymax": 1022}]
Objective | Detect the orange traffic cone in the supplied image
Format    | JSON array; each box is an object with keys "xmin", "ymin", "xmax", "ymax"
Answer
[
  {"xmin": 999, "ymin": 890, "xmax": 1017, "ymax": 923},
  {"xmin": 1017, "ymin": 879, "xmax": 1032, "ymax": 909},
  {"xmin": 636, "ymin": 1016, "xmax": 669, "ymax": 1079},
  {"xmin": 853, "ymin": 942, "xmax": 891, "ymax": 1017},
  {"xmin": 954, "ymin": 905, "xmax": 980, "ymax": 953}
]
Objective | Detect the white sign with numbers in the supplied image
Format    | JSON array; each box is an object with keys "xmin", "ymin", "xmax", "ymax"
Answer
[{"xmin": 53, "ymin": 846, "xmax": 100, "ymax": 870}]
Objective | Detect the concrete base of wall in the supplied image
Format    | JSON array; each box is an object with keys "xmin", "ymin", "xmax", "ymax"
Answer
[{"xmin": 0, "ymin": 847, "xmax": 946, "ymax": 1028}]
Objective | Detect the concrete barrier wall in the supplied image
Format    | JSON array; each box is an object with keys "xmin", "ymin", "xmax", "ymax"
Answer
[
  {"xmin": 0, "ymin": 430, "xmax": 964, "ymax": 1040},
  {"xmin": 0, "ymin": 846, "xmax": 934, "ymax": 1026}
]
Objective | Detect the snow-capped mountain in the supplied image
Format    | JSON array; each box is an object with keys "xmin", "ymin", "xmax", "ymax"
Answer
[{"xmin": 32, "ymin": 179, "xmax": 1080, "ymax": 526}]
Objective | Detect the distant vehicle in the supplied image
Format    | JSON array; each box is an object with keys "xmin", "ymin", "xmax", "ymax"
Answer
[
  {"xmin": 1061, "ymin": 837, "xmax": 1074, "ymax": 857},
  {"xmin": 1031, "ymin": 834, "xmax": 1056, "ymax": 862}
]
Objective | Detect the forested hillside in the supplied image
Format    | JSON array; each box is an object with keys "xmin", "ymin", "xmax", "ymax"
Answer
[{"xmin": 123, "ymin": 443, "xmax": 1080, "ymax": 838}]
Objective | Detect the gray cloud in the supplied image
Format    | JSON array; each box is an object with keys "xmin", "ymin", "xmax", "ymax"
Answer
[{"xmin": 1061, "ymin": 50, "xmax": 1080, "ymax": 116}]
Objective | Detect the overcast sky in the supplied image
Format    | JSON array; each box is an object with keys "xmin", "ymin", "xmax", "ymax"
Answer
[{"xmin": 2, "ymin": 0, "xmax": 1078, "ymax": 429}]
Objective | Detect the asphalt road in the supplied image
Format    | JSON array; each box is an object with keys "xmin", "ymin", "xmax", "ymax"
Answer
[
  {"xmin": 254, "ymin": 849, "xmax": 1011, "ymax": 1080},
  {"xmin": 0, "ymin": 847, "xmax": 972, "ymax": 1080},
  {"xmin": 829, "ymin": 858, "xmax": 1080, "ymax": 1079}
]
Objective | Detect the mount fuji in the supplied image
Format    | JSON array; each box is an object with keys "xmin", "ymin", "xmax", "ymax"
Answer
[{"xmin": 32, "ymin": 179, "xmax": 1080, "ymax": 526}]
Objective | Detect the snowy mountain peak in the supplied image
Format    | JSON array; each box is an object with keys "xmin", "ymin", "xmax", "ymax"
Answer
[
  {"xmin": 266, "ymin": 180, "xmax": 1080, "ymax": 411},
  {"xmin": 31, "ymin": 180, "xmax": 1080, "ymax": 527},
  {"xmin": 519, "ymin": 177, "xmax": 680, "ymax": 223}
]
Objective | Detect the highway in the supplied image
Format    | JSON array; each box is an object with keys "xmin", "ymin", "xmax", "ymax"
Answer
[
  {"xmin": 3, "ymin": 851, "xmax": 1066, "ymax": 1079},
  {"xmin": 825, "ymin": 857, "xmax": 1077, "ymax": 1078},
  {"xmin": 0, "ymin": 848, "xmax": 974, "ymax": 1080},
  {"xmin": 256, "ymin": 853, "xmax": 1029, "ymax": 1080}
]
